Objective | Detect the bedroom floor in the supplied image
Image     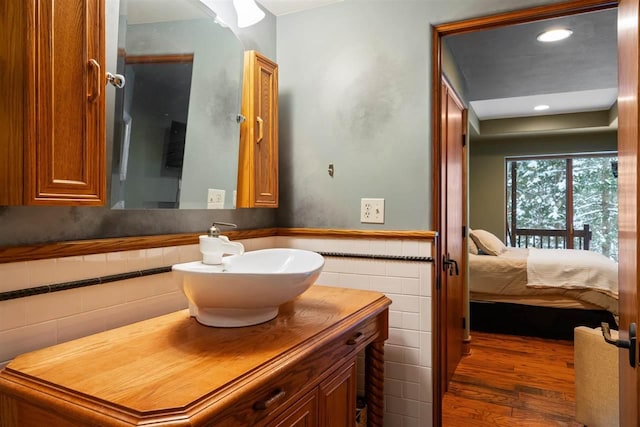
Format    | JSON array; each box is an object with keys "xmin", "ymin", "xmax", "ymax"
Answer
[{"xmin": 442, "ymin": 332, "xmax": 583, "ymax": 426}]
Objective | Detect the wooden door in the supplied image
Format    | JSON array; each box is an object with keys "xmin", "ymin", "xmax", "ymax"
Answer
[
  {"xmin": 0, "ymin": 0, "xmax": 105, "ymax": 206},
  {"xmin": 440, "ymin": 80, "xmax": 466, "ymax": 387},
  {"xmin": 270, "ymin": 389, "xmax": 318, "ymax": 427},
  {"xmin": 26, "ymin": 0, "xmax": 106, "ymax": 205},
  {"xmin": 318, "ymin": 360, "xmax": 356, "ymax": 427},
  {"xmin": 617, "ymin": 0, "xmax": 640, "ymax": 424},
  {"xmin": 253, "ymin": 53, "xmax": 279, "ymax": 207},
  {"xmin": 238, "ymin": 50, "xmax": 279, "ymax": 208},
  {"xmin": 432, "ymin": 1, "xmax": 640, "ymax": 425}
]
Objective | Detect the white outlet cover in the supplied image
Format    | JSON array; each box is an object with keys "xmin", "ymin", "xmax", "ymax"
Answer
[
  {"xmin": 207, "ymin": 189, "xmax": 225, "ymax": 209},
  {"xmin": 360, "ymin": 198, "xmax": 385, "ymax": 224}
]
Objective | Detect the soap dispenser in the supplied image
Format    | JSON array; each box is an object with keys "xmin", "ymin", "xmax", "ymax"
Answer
[{"xmin": 199, "ymin": 222, "xmax": 245, "ymax": 265}]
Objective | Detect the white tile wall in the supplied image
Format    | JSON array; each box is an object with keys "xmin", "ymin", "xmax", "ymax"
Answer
[
  {"xmin": 0, "ymin": 236, "xmax": 277, "ymax": 367},
  {"xmin": 275, "ymin": 236, "xmax": 434, "ymax": 427},
  {"xmin": 0, "ymin": 234, "xmax": 433, "ymax": 427}
]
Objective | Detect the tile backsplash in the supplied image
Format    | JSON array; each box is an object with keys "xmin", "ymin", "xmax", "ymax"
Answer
[
  {"xmin": 0, "ymin": 234, "xmax": 433, "ymax": 427},
  {"xmin": 0, "ymin": 236, "xmax": 276, "ymax": 365},
  {"xmin": 295, "ymin": 237, "xmax": 434, "ymax": 427}
]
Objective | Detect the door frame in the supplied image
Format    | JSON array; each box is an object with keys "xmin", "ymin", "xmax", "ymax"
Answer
[{"xmin": 431, "ymin": 1, "xmax": 624, "ymax": 426}]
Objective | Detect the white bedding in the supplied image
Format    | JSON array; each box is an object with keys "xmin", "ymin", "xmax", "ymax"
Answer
[
  {"xmin": 469, "ymin": 247, "xmax": 619, "ymax": 314},
  {"xmin": 526, "ymin": 248, "xmax": 618, "ymax": 298}
]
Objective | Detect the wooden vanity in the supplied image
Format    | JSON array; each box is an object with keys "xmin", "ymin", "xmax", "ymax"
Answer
[{"xmin": 0, "ymin": 286, "xmax": 390, "ymax": 426}]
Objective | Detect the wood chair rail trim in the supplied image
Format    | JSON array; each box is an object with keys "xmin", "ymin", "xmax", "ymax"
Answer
[{"xmin": 0, "ymin": 228, "xmax": 437, "ymax": 264}]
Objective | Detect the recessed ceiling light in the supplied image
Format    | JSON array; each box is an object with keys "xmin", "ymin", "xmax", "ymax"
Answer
[
  {"xmin": 537, "ymin": 28, "xmax": 573, "ymax": 42},
  {"xmin": 534, "ymin": 104, "xmax": 550, "ymax": 111}
]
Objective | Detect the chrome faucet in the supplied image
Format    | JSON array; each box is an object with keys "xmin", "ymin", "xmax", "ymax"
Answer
[{"xmin": 207, "ymin": 221, "xmax": 237, "ymax": 237}]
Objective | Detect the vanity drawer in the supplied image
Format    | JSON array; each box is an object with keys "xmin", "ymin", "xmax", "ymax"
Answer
[{"xmin": 208, "ymin": 315, "xmax": 380, "ymax": 426}]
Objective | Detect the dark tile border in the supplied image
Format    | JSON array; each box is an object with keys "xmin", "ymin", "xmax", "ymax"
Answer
[
  {"xmin": 317, "ymin": 252, "xmax": 434, "ymax": 263},
  {"xmin": 0, "ymin": 266, "xmax": 172, "ymax": 302}
]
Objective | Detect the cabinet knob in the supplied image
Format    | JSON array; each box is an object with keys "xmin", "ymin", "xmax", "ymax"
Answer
[
  {"xmin": 106, "ymin": 72, "xmax": 126, "ymax": 89},
  {"xmin": 87, "ymin": 59, "xmax": 101, "ymax": 102},
  {"xmin": 253, "ymin": 388, "xmax": 286, "ymax": 410},
  {"xmin": 256, "ymin": 117, "xmax": 264, "ymax": 143},
  {"xmin": 347, "ymin": 332, "xmax": 365, "ymax": 345}
]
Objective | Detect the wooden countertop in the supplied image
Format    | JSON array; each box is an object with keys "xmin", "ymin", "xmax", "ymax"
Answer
[{"xmin": 0, "ymin": 286, "xmax": 390, "ymax": 425}]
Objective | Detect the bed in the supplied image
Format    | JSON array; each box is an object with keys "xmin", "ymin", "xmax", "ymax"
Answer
[{"xmin": 468, "ymin": 229, "xmax": 619, "ymax": 316}]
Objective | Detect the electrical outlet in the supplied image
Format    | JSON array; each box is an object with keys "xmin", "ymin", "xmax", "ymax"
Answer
[
  {"xmin": 207, "ymin": 189, "xmax": 225, "ymax": 209},
  {"xmin": 360, "ymin": 198, "xmax": 385, "ymax": 224}
]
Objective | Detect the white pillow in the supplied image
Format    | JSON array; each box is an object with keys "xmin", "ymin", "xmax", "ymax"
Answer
[{"xmin": 470, "ymin": 229, "xmax": 506, "ymax": 256}]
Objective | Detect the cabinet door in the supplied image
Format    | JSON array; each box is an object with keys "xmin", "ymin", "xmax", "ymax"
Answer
[
  {"xmin": 26, "ymin": 0, "xmax": 106, "ymax": 205},
  {"xmin": 238, "ymin": 50, "xmax": 278, "ymax": 208},
  {"xmin": 269, "ymin": 389, "xmax": 318, "ymax": 427},
  {"xmin": 253, "ymin": 53, "xmax": 278, "ymax": 207},
  {"xmin": 318, "ymin": 360, "xmax": 357, "ymax": 427}
]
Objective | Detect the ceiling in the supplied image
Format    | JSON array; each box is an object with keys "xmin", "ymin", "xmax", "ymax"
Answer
[
  {"xmin": 445, "ymin": 8, "xmax": 618, "ymax": 121},
  {"xmin": 257, "ymin": 0, "xmax": 343, "ymax": 16}
]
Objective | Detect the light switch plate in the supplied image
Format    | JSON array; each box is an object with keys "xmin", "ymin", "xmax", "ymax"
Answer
[
  {"xmin": 207, "ymin": 189, "xmax": 225, "ymax": 209},
  {"xmin": 360, "ymin": 198, "xmax": 385, "ymax": 224}
]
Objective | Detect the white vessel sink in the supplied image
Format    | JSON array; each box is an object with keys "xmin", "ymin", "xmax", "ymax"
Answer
[{"xmin": 172, "ymin": 249, "xmax": 325, "ymax": 327}]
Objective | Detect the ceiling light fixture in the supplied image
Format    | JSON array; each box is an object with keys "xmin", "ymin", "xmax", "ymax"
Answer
[
  {"xmin": 536, "ymin": 28, "xmax": 573, "ymax": 42},
  {"xmin": 233, "ymin": 0, "xmax": 265, "ymax": 28},
  {"xmin": 534, "ymin": 104, "xmax": 550, "ymax": 111}
]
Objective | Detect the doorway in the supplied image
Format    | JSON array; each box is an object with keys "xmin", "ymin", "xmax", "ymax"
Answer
[{"xmin": 431, "ymin": 1, "xmax": 639, "ymax": 426}]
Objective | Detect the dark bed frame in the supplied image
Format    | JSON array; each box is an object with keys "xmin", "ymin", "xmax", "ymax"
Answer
[{"xmin": 470, "ymin": 300, "xmax": 617, "ymax": 340}]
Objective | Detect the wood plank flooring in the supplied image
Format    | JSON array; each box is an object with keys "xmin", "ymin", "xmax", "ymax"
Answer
[{"xmin": 442, "ymin": 332, "xmax": 583, "ymax": 426}]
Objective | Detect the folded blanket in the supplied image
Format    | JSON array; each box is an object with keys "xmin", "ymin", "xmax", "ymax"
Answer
[{"xmin": 526, "ymin": 248, "xmax": 618, "ymax": 297}]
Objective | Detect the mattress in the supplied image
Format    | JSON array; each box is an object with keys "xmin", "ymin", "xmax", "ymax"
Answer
[{"xmin": 469, "ymin": 248, "xmax": 619, "ymax": 315}]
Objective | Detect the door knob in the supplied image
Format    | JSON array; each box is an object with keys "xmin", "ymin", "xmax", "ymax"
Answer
[
  {"xmin": 442, "ymin": 254, "xmax": 459, "ymax": 276},
  {"xmin": 601, "ymin": 322, "xmax": 636, "ymax": 368}
]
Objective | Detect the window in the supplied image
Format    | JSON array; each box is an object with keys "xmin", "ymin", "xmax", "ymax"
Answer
[{"xmin": 506, "ymin": 154, "xmax": 618, "ymax": 260}]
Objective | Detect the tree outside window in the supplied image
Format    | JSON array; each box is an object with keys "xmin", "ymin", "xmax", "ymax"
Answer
[{"xmin": 506, "ymin": 154, "xmax": 618, "ymax": 261}]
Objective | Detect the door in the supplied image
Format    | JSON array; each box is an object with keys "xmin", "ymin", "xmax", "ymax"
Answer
[
  {"xmin": 237, "ymin": 50, "xmax": 279, "ymax": 208},
  {"xmin": 318, "ymin": 360, "xmax": 356, "ymax": 427},
  {"xmin": 270, "ymin": 389, "xmax": 318, "ymax": 427},
  {"xmin": 439, "ymin": 80, "xmax": 466, "ymax": 387},
  {"xmin": 253, "ymin": 53, "xmax": 279, "ymax": 207},
  {"xmin": 617, "ymin": 0, "xmax": 639, "ymax": 423},
  {"xmin": 27, "ymin": 0, "xmax": 106, "ymax": 205},
  {"xmin": 433, "ymin": 2, "xmax": 639, "ymax": 425}
]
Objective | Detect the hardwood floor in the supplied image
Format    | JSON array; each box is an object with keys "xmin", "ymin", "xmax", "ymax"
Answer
[{"xmin": 442, "ymin": 332, "xmax": 583, "ymax": 426}]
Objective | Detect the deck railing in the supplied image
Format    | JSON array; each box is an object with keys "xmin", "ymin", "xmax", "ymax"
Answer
[{"xmin": 513, "ymin": 224, "xmax": 591, "ymax": 250}]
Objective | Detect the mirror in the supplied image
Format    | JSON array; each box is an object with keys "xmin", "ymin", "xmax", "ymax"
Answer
[{"xmin": 109, "ymin": 0, "xmax": 244, "ymax": 209}]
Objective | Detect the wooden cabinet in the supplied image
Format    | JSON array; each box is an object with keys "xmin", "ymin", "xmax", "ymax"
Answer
[
  {"xmin": 237, "ymin": 50, "xmax": 279, "ymax": 208},
  {"xmin": 319, "ymin": 360, "xmax": 358, "ymax": 427},
  {"xmin": 270, "ymin": 360, "xmax": 357, "ymax": 427},
  {"xmin": 0, "ymin": 0, "xmax": 106, "ymax": 206},
  {"xmin": 0, "ymin": 286, "xmax": 390, "ymax": 426},
  {"xmin": 270, "ymin": 387, "xmax": 318, "ymax": 427}
]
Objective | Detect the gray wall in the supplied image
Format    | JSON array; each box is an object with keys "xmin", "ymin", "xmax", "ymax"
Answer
[
  {"xmin": 275, "ymin": 0, "xmax": 565, "ymax": 230},
  {"xmin": 469, "ymin": 130, "xmax": 618, "ymax": 239},
  {"xmin": 2, "ymin": 0, "xmax": 571, "ymax": 246},
  {"xmin": 0, "ymin": 0, "xmax": 277, "ymax": 246}
]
